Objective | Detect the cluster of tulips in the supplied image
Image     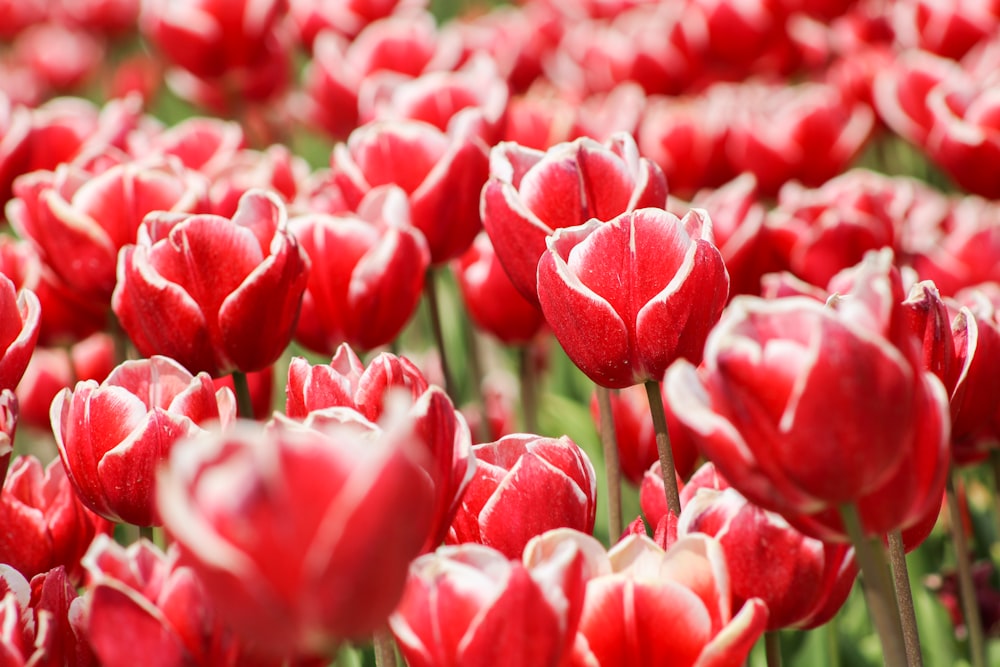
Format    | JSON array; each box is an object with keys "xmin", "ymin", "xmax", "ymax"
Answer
[{"xmin": 1, "ymin": 0, "xmax": 1000, "ymax": 666}]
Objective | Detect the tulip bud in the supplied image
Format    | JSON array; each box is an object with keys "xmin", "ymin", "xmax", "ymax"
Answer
[
  {"xmin": 112, "ymin": 189, "xmax": 310, "ymax": 377},
  {"xmin": 537, "ymin": 208, "xmax": 729, "ymax": 389}
]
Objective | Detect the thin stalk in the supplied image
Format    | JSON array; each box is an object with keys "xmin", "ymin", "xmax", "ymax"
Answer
[
  {"xmin": 461, "ymin": 311, "xmax": 490, "ymax": 442},
  {"xmin": 139, "ymin": 525, "xmax": 154, "ymax": 543},
  {"xmin": 519, "ymin": 345, "xmax": 539, "ymax": 434},
  {"xmin": 946, "ymin": 469, "xmax": 986, "ymax": 667},
  {"xmin": 838, "ymin": 504, "xmax": 907, "ymax": 667},
  {"xmin": 764, "ymin": 631, "xmax": 782, "ymax": 667},
  {"xmin": 373, "ymin": 629, "xmax": 397, "ymax": 667},
  {"xmin": 424, "ymin": 270, "xmax": 456, "ymax": 401},
  {"xmin": 231, "ymin": 370, "xmax": 254, "ymax": 420},
  {"xmin": 643, "ymin": 380, "xmax": 681, "ymax": 518},
  {"xmin": 595, "ymin": 385, "xmax": 622, "ymax": 540},
  {"xmin": 887, "ymin": 529, "xmax": 923, "ymax": 667}
]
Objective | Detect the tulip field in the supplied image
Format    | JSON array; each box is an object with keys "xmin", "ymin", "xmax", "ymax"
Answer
[{"xmin": 3, "ymin": 0, "xmax": 1000, "ymax": 665}]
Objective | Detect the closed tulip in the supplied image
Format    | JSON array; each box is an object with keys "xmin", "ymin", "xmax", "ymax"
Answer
[
  {"xmin": 0, "ymin": 389, "xmax": 15, "ymax": 486},
  {"xmin": 330, "ymin": 117, "xmax": 489, "ymax": 264},
  {"xmin": 51, "ymin": 355, "xmax": 237, "ymax": 526},
  {"xmin": 537, "ymin": 208, "xmax": 729, "ymax": 389},
  {"xmin": 112, "ymin": 189, "xmax": 310, "ymax": 377},
  {"xmin": 290, "ymin": 186, "xmax": 429, "ymax": 354},
  {"xmin": 390, "ymin": 540, "xmax": 587, "ymax": 667},
  {"xmin": 156, "ymin": 415, "xmax": 434, "ymax": 657},
  {"xmin": 481, "ymin": 133, "xmax": 668, "ymax": 305},
  {"xmin": 447, "ymin": 434, "xmax": 597, "ymax": 559}
]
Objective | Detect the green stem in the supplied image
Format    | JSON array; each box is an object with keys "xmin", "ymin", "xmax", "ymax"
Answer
[
  {"xmin": 373, "ymin": 629, "xmax": 397, "ymax": 667},
  {"xmin": 519, "ymin": 345, "xmax": 539, "ymax": 434},
  {"xmin": 887, "ymin": 529, "xmax": 923, "ymax": 667},
  {"xmin": 461, "ymin": 310, "xmax": 490, "ymax": 442},
  {"xmin": 424, "ymin": 269, "xmax": 456, "ymax": 401},
  {"xmin": 838, "ymin": 504, "xmax": 907, "ymax": 667},
  {"xmin": 643, "ymin": 380, "xmax": 681, "ymax": 518},
  {"xmin": 764, "ymin": 631, "xmax": 782, "ymax": 667},
  {"xmin": 989, "ymin": 450, "xmax": 1000, "ymax": 548},
  {"xmin": 231, "ymin": 370, "xmax": 254, "ymax": 420},
  {"xmin": 139, "ymin": 525, "xmax": 154, "ymax": 543},
  {"xmin": 946, "ymin": 468, "xmax": 986, "ymax": 667},
  {"xmin": 595, "ymin": 385, "xmax": 622, "ymax": 540}
]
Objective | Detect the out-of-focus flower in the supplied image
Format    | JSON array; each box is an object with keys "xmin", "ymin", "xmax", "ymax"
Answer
[
  {"xmin": 0, "ymin": 455, "xmax": 112, "ymax": 582},
  {"xmin": 156, "ymin": 416, "xmax": 435, "ymax": 657}
]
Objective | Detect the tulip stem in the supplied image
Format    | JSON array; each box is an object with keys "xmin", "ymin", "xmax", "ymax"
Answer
[
  {"xmin": 643, "ymin": 380, "xmax": 681, "ymax": 518},
  {"xmin": 139, "ymin": 525, "xmax": 153, "ymax": 543},
  {"xmin": 989, "ymin": 449, "xmax": 1000, "ymax": 549},
  {"xmin": 595, "ymin": 385, "xmax": 622, "ymax": 540},
  {"xmin": 946, "ymin": 468, "xmax": 986, "ymax": 667},
  {"xmin": 424, "ymin": 269, "xmax": 457, "ymax": 401},
  {"xmin": 373, "ymin": 629, "xmax": 397, "ymax": 667},
  {"xmin": 887, "ymin": 529, "xmax": 922, "ymax": 667},
  {"xmin": 764, "ymin": 631, "xmax": 782, "ymax": 667},
  {"xmin": 231, "ymin": 370, "xmax": 254, "ymax": 420},
  {"xmin": 519, "ymin": 345, "xmax": 539, "ymax": 435},
  {"xmin": 838, "ymin": 503, "xmax": 907, "ymax": 667},
  {"xmin": 462, "ymin": 311, "xmax": 491, "ymax": 442}
]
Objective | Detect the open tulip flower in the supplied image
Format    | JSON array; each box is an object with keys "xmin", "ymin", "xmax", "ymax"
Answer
[
  {"xmin": 529, "ymin": 529, "xmax": 767, "ymax": 666},
  {"xmin": 51, "ymin": 355, "xmax": 238, "ymax": 526},
  {"xmin": 537, "ymin": 207, "xmax": 729, "ymax": 389},
  {"xmin": 664, "ymin": 289, "xmax": 950, "ymax": 541},
  {"xmin": 112, "ymin": 189, "xmax": 310, "ymax": 377}
]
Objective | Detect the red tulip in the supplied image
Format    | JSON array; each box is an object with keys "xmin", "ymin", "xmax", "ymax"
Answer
[
  {"xmin": 52, "ymin": 355, "xmax": 237, "ymax": 526},
  {"xmin": 664, "ymin": 257, "xmax": 951, "ymax": 541},
  {"xmin": 286, "ymin": 346, "xmax": 474, "ymax": 552},
  {"xmin": 533, "ymin": 529, "xmax": 768, "ymax": 667},
  {"xmin": 157, "ymin": 416, "xmax": 435, "ymax": 657},
  {"xmin": 679, "ymin": 463, "xmax": 858, "ymax": 630},
  {"xmin": 208, "ymin": 145, "xmax": 309, "ymax": 219},
  {"xmin": 724, "ymin": 81, "xmax": 874, "ymax": 196},
  {"xmin": 892, "ymin": 0, "xmax": 1000, "ymax": 61},
  {"xmin": 391, "ymin": 540, "xmax": 587, "ymax": 667},
  {"xmin": 15, "ymin": 332, "xmax": 115, "ymax": 430},
  {"xmin": 330, "ymin": 116, "xmax": 489, "ymax": 264},
  {"xmin": 140, "ymin": 0, "xmax": 291, "ymax": 108},
  {"xmin": 0, "ymin": 565, "xmax": 97, "ymax": 667},
  {"xmin": 0, "ymin": 274, "xmax": 40, "ymax": 392},
  {"xmin": 7, "ymin": 158, "xmax": 208, "ymax": 304},
  {"xmin": 77, "ymin": 535, "xmax": 305, "ymax": 667},
  {"xmin": 0, "ymin": 455, "xmax": 112, "ymax": 582},
  {"xmin": 447, "ymin": 434, "xmax": 597, "ymax": 559},
  {"xmin": 112, "ymin": 189, "xmax": 310, "ymax": 377},
  {"xmin": 0, "ymin": 389, "xmax": 15, "ymax": 486},
  {"xmin": 127, "ymin": 117, "xmax": 246, "ymax": 179},
  {"xmin": 290, "ymin": 186, "xmax": 429, "ymax": 354},
  {"xmin": 537, "ymin": 208, "xmax": 729, "ymax": 389},
  {"xmin": 481, "ymin": 132, "xmax": 668, "ymax": 306},
  {"xmin": 455, "ymin": 232, "xmax": 545, "ymax": 346},
  {"xmin": 289, "ymin": 0, "xmax": 427, "ymax": 45}
]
